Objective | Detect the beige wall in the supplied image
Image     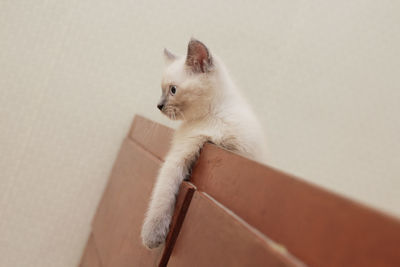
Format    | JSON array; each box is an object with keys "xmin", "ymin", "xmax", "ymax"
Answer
[{"xmin": 1, "ymin": 1, "xmax": 399, "ymax": 266}]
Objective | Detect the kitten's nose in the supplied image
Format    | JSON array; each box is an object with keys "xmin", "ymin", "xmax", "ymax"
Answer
[{"xmin": 157, "ymin": 104, "xmax": 164, "ymax": 110}]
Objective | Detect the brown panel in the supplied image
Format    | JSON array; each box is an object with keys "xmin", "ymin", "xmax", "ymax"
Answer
[
  {"xmin": 191, "ymin": 144, "xmax": 400, "ymax": 267},
  {"xmin": 168, "ymin": 192, "xmax": 304, "ymax": 267},
  {"xmin": 79, "ymin": 234, "xmax": 102, "ymax": 267},
  {"xmin": 129, "ymin": 115, "xmax": 174, "ymax": 161},
  {"xmin": 92, "ymin": 139, "xmax": 163, "ymax": 266}
]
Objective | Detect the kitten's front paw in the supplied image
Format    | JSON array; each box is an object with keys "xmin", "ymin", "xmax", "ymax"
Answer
[{"xmin": 141, "ymin": 213, "xmax": 171, "ymax": 249}]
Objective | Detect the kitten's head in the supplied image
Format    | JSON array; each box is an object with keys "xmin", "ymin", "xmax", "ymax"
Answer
[{"xmin": 157, "ymin": 39, "xmax": 216, "ymax": 121}]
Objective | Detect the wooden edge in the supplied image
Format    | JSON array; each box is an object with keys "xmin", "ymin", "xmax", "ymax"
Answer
[
  {"xmin": 194, "ymin": 143, "xmax": 400, "ymax": 223},
  {"xmin": 158, "ymin": 182, "xmax": 196, "ymax": 267},
  {"xmin": 129, "ymin": 115, "xmax": 174, "ymax": 161}
]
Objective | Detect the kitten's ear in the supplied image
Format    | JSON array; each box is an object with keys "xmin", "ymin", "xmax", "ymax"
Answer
[
  {"xmin": 163, "ymin": 48, "xmax": 176, "ymax": 64},
  {"xmin": 185, "ymin": 38, "xmax": 213, "ymax": 73}
]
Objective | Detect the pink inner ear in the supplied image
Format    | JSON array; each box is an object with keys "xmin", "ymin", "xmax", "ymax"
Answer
[
  {"xmin": 192, "ymin": 43, "xmax": 208, "ymax": 62},
  {"xmin": 186, "ymin": 40, "xmax": 212, "ymax": 73}
]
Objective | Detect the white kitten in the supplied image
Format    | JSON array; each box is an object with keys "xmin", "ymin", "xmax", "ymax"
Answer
[{"xmin": 141, "ymin": 39, "xmax": 267, "ymax": 248}]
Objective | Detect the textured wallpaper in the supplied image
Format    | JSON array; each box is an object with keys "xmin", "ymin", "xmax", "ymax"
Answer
[{"xmin": 0, "ymin": 1, "xmax": 399, "ymax": 266}]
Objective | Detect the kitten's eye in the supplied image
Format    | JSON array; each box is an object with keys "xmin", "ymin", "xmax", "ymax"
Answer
[{"xmin": 170, "ymin": 85, "xmax": 177, "ymax": 95}]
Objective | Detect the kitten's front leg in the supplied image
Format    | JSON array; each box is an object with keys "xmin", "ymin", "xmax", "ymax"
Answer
[{"xmin": 141, "ymin": 136, "xmax": 206, "ymax": 249}]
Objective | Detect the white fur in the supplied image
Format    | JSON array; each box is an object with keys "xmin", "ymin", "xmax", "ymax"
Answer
[{"xmin": 141, "ymin": 40, "xmax": 267, "ymax": 248}]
